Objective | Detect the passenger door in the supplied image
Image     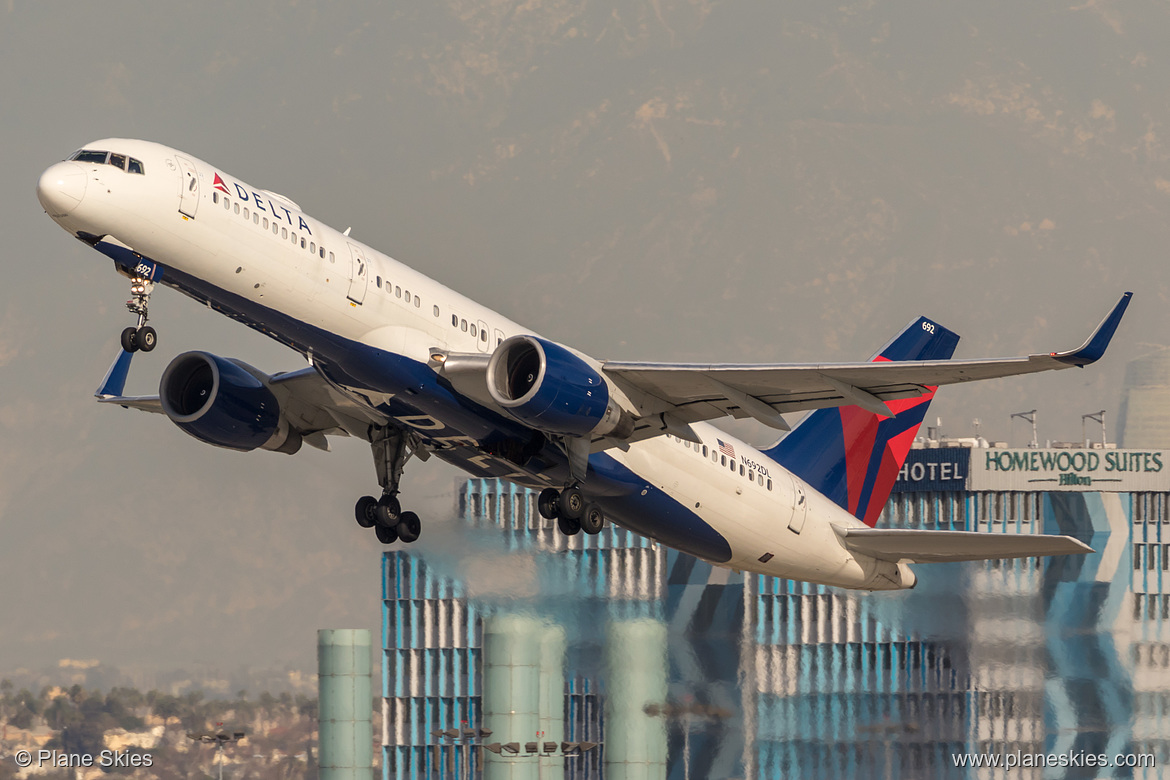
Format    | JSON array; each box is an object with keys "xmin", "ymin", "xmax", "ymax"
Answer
[
  {"xmin": 476, "ymin": 319, "xmax": 490, "ymax": 352},
  {"xmin": 346, "ymin": 243, "xmax": 369, "ymax": 304},
  {"xmin": 788, "ymin": 479, "xmax": 808, "ymax": 534},
  {"xmin": 175, "ymin": 156, "xmax": 199, "ymax": 218}
]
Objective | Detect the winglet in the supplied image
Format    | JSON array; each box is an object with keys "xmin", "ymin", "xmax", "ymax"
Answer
[
  {"xmin": 95, "ymin": 349, "xmax": 134, "ymax": 398},
  {"xmin": 1051, "ymin": 292, "xmax": 1132, "ymax": 366}
]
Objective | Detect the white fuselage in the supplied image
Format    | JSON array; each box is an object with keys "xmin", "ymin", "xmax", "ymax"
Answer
[{"xmin": 38, "ymin": 138, "xmax": 911, "ymax": 591}]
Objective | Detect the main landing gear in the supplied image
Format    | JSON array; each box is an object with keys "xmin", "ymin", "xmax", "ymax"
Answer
[
  {"xmin": 354, "ymin": 426, "xmax": 425, "ymax": 545},
  {"xmin": 537, "ymin": 485, "xmax": 605, "ymax": 536},
  {"xmin": 119, "ymin": 276, "xmax": 157, "ymax": 353}
]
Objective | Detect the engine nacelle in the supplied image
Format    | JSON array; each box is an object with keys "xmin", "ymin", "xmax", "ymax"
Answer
[
  {"xmin": 487, "ymin": 336, "xmax": 634, "ymax": 438},
  {"xmin": 159, "ymin": 352, "xmax": 301, "ymax": 454}
]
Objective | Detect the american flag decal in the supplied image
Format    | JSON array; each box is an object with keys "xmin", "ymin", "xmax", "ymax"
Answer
[{"xmin": 717, "ymin": 439, "xmax": 736, "ymax": 458}]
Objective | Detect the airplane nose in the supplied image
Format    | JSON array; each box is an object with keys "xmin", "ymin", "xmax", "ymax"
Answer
[{"xmin": 37, "ymin": 162, "xmax": 87, "ymax": 217}]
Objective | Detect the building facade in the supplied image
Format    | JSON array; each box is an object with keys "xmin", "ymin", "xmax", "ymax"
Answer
[{"xmin": 383, "ymin": 447, "xmax": 1170, "ymax": 779}]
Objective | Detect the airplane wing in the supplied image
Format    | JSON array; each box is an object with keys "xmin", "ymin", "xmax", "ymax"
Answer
[
  {"xmin": 601, "ymin": 293, "xmax": 1131, "ymax": 439},
  {"xmin": 94, "ymin": 351, "xmax": 381, "ymax": 450},
  {"xmin": 834, "ymin": 525, "xmax": 1093, "ymax": 563}
]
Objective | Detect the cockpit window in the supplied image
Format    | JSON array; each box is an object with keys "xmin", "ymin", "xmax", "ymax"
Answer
[
  {"xmin": 72, "ymin": 149, "xmax": 108, "ymax": 164},
  {"xmin": 68, "ymin": 149, "xmax": 144, "ymax": 174}
]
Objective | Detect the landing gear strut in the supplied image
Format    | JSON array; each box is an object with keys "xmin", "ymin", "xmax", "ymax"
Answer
[
  {"xmin": 120, "ymin": 277, "xmax": 157, "ymax": 353},
  {"xmin": 354, "ymin": 426, "xmax": 426, "ymax": 545},
  {"xmin": 537, "ymin": 485, "xmax": 605, "ymax": 536}
]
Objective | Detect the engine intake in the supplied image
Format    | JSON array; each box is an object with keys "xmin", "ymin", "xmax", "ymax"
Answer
[
  {"xmin": 159, "ymin": 352, "xmax": 301, "ymax": 454},
  {"xmin": 487, "ymin": 336, "xmax": 633, "ymax": 438}
]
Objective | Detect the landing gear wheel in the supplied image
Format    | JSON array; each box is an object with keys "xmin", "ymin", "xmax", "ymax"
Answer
[
  {"xmin": 137, "ymin": 326, "xmax": 157, "ymax": 352},
  {"xmin": 375, "ymin": 494, "xmax": 401, "ymax": 528},
  {"xmin": 557, "ymin": 514, "xmax": 581, "ymax": 536},
  {"xmin": 397, "ymin": 511, "xmax": 421, "ymax": 543},
  {"xmin": 120, "ymin": 326, "xmax": 139, "ymax": 353},
  {"xmin": 538, "ymin": 488, "xmax": 560, "ymax": 520},
  {"xmin": 355, "ymin": 496, "xmax": 377, "ymax": 529},
  {"xmin": 375, "ymin": 524, "xmax": 399, "ymax": 544},
  {"xmin": 580, "ymin": 503, "xmax": 605, "ymax": 535},
  {"xmin": 557, "ymin": 487, "xmax": 585, "ymax": 520}
]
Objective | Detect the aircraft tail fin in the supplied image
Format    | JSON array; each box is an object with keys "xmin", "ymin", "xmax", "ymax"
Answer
[{"xmin": 762, "ymin": 317, "xmax": 960, "ymax": 526}]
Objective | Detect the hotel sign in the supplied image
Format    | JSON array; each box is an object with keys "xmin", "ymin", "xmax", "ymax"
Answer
[
  {"xmin": 968, "ymin": 449, "xmax": 1170, "ymax": 492},
  {"xmin": 892, "ymin": 448, "xmax": 970, "ymax": 493}
]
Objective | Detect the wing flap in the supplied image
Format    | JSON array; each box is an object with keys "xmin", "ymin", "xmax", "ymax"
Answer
[
  {"xmin": 97, "ymin": 395, "xmax": 164, "ymax": 413},
  {"xmin": 834, "ymin": 525, "xmax": 1093, "ymax": 563}
]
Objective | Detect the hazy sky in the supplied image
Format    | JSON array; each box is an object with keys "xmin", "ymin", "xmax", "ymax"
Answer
[{"xmin": 1, "ymin": 1, "xmax": 1167, "ymax": 673}]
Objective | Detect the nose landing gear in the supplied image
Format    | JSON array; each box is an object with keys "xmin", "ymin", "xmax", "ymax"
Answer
[
  {"xmin": 537, "ymin": 485, "xmax": 605, "ymax": 536},
  {"xmin": 119, "ymin": 277, "xmax": 157, "ymax": 353}
]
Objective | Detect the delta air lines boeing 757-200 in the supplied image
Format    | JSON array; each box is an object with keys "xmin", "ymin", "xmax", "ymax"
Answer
[{"xmin": 36, "ymin": 139, "xmax": 1132, "ymax": 591}]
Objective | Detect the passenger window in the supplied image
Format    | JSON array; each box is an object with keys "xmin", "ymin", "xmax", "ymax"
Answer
[
  {"xmin": 243, "ymin": 208, "xmax": 249, "ymax": 219},
  {"xmin": 329, "ymin": 251, "xmax": 334, "ymax": 263},
  {"xmin": 452, "ymin": 314, "xmax": 458, "ymax": 327},
  {"xmin": 376, "ymin": 276, "xmax": 382, "ymax": 288},
  {"xmin": 127, "ymin": 158, "xmax": 144, "ymax": 175},
  {"xmin": 758, "ymin": 473, "xmax": 764, "ymax": 485},
  {"xmin": 414, "ymin": 295, "xmax": 421, "ymax": 307},
  {"xmin": 224, "ymin": 198, "xmax": 230, "ymax": 210},
  {"xmin": 272, "ymin": 223, "xmax": 278, "ymax": 234},
  {"xmin": 729, "ymin": 460, "xmax": 735, "ymax": 472},
  {"xmin": 291, "ymin": 232, "xmax": 297, "ymax": 243},
  {"xmin": 300, "ymin": 237, "xmax": 306, "ymax": 249},
  {"xmin": 213, "ymin": 192, "xmax": 219, "ymax": 204},
  {"xmin": 434, "ymin": 305, "xmax": 440, "ymax": 317},
  {"xmin": 702, "ymin": 445, "xmax": 708, "ymax": 457},
  {"xmin": 739, "ymin": 464, "xmax": 745, "ymax": 476},
  {"xmin": 282, "ymin": 228, "xmax": 288, "ymax": 239},
  {"xmin": 234, "ymin": 203, "xmax": 240, "ymax": 214},
  {"xmin": 320, "ymin": 247, "xmax": 326, "ymax": 259},
  {"xmin": 310, "ymin": 242, "xmax": 316, "ymax": 253},
  {"xmin": 403, "ymin": 289, "xmax": 410, "ymax": 301},
  {"xmin": 263, "ymin": 217, "xmax": 268, "ymax": 228},
  {"xmin": 395, "ymin": 286, "xmax": 401, "ymax": 298},
  {"xmin": 253, "ymin": 213, "xmax": 259, "ymax": 225},
  {"xmin": 480, "ymin": 328, "xmax": 487, "ymax": 342},
  {"xmin": 767, "ymin": 479, "xmax": 773, "ymax": 491},
  {"xmin": 470, "ymin": 324, "xmax": 477, "ymax": 338},
  {"xmin": 461, "ymin": 319, "xmax": 468, "ymax": 332},
  {"xmin": 720, "ymin": 455, "xmax": 726, "ymax": 466}
]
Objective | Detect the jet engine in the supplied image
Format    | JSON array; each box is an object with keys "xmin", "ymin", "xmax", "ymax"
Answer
[
  {"xmin": 486, "ymin": 335, "xmax": 634, "ymax": 438},
  {"xmin": 159, "ymin": 352, "xmax": 302, "ymax": 454}
]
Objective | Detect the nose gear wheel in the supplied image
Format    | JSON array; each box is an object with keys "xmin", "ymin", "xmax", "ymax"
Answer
[{"xmin": 120, "ymin": 278, "xmax": 157, "ymax": 353}]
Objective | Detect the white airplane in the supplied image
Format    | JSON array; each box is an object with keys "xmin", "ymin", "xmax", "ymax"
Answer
[{"xmin": 37, "ymin": 139, "xmax": 1131, "ymax": 591}]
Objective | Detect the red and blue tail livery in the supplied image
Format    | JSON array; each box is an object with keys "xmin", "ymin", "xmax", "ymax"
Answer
[{"xmin": 764, "ymin": 317, "xmax": 960, "ymax": 526}]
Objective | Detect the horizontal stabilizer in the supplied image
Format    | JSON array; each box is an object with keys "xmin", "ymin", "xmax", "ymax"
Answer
[{"xmin": 833, "ymin": 525, "xmax": 1093, "ymax": 563}]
